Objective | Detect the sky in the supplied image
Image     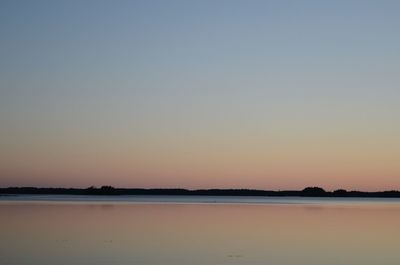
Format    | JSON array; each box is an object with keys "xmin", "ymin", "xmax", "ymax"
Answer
[{"xmin": 1, "ymin": 0, "xmax": 400, "ymax": 191}]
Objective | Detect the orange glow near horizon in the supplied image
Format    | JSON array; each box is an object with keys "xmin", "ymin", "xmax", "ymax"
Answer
[{"xmin": 1, "ymin": 123, "xmax": 399, "ymax": 191}]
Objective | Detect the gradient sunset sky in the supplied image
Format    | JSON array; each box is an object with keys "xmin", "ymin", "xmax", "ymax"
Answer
[{"xmin": 1, "ymin": 0, "xmax": 400, "ymax": 191}]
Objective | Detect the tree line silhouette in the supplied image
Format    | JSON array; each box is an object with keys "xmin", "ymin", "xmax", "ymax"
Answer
[{"xmin": 1, "ymin": 186, "xmax": 400, "ymax": 198}]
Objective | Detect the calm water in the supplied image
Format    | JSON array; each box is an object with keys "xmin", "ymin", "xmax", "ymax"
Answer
[{"xmin": 1, "ymin": 196, "xmax": 400, "ymax": 265}]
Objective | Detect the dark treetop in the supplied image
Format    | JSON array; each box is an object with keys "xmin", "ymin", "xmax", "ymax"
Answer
[{"xmin": 1, "ymin": 186, "xmax": 400, "ymax": 198}]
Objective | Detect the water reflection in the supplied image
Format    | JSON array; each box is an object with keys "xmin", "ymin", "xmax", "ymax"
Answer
[{"xmin": 1, "ymin": 200, "xmax": 400, "ymax": 265}]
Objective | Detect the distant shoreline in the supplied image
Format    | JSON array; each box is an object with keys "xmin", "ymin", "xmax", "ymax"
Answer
[{"xmin": 1, "ymin": 186, "xmax": 400, "ymax": 198}]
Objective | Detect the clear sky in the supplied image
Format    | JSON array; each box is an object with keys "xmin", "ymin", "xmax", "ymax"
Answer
[{"xmin": 1, "ymin": 0, "xmax": 400, "ymax": 190}]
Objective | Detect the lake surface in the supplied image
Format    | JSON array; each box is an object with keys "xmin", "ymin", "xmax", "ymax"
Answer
[{"xmin": 1, "ymin": 195, "xmax": 400, "ymax": 265}]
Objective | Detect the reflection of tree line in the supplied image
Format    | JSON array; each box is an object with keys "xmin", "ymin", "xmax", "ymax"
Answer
[{"xmin": 1, "ymin": 186, "xmax": 400, "ymax": 198}]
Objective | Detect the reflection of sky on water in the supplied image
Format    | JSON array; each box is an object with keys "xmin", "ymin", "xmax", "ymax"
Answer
[{"xmin": 1, "ymin": 199, "xmax": 400, "ymax": 265}]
